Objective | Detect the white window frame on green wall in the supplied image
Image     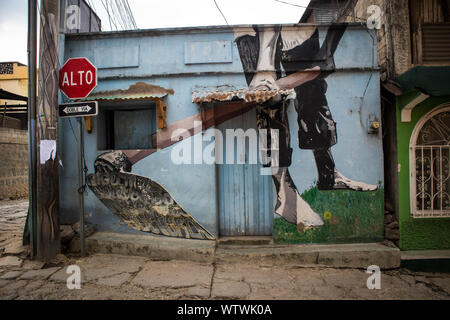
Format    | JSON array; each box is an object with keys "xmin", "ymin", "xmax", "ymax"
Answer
[{"xmin": 409, "ymin": 103, "xmax": 450, "ymax": 218}]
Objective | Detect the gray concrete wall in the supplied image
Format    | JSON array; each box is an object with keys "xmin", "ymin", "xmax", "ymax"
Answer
[{"xmin": 0, "ymin": 128, "xmax": 28, "ymax": 199}]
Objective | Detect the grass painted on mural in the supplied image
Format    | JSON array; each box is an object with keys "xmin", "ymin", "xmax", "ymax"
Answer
[{"xmin": 274, "ymin": 186, "xmax": 384, "ymax": 244}]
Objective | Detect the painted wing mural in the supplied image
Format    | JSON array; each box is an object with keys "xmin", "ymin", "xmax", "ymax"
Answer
[{"xmin": 86, "ymin": 151, "xmax": 215, "ymax": 240}]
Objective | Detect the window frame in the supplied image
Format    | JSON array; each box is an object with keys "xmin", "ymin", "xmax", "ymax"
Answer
[
  {"xmin": 96, "ymin": 100, "xmax": 157, "ymax": 151},
  {"xmin": 409, "ymin": 103, "xmax": 450, "ymax": 218}
]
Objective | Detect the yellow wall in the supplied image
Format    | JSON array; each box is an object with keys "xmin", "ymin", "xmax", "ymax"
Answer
[{"xmin": 0, "ymin": 62, "xmax": 30, "ymax": 106}]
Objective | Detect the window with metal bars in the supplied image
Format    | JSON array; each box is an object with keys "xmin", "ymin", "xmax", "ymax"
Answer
[{"xmin": 411, "ymin": 105, "xmax": 450, "ymax": 218}]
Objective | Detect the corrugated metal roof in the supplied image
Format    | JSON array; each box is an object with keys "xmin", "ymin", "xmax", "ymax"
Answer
[
  {"xmin": 192, "ymin": 88, "xmax": 296, "ymax": 104},
  {"xmin": 86, "ymin": 93, "xmax": 167, "ymax": 101},
  {"xmin": 84, "ymin": 82, "xmax": 172, "ymax": 101}
]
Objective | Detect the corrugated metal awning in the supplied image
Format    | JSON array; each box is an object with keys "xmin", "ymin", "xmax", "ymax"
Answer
[
  {"xmin": 192, "ymin": 88, "xmax": 296, "ymax": 104},
  {"xmin": 87, "ymin": 93, "xmax": 168, "ymax": 101},
  {"xmin": 84, "ymin": 82, "xmax": 173, "ymax": 101},
  {"xmin": 82, "ymin": 82, "xmax": 171, "ymax": 129}
]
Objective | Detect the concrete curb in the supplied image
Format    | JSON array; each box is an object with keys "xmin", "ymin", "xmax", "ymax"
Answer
[
  {"xmin": 73, "ymin": 232, "xmax": 401, "ymax": 269},
  {"xmin": 401, "ymin": 250, "xmax": 450, "ymax": 272},
  {"xmin": 216, "ymin": 243, "xmax": 401, "ymax": 269},
  {"xmin": 73, "ymin": 232, "xmax": 216, "ymax": 263}
]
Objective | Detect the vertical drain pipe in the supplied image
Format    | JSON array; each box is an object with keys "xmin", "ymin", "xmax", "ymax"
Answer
[{"xmin": 78, "ymin": 118, "xmax": 85, "ymax": 256}]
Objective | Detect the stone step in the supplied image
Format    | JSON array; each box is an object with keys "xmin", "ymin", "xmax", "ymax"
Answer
[
  {"xmin": 215, "ymin": 243, "xmax": 400, "ymax": 269},
  {"xmin": 73, "ymin": 232, "xmax": 401, "ymax": 269},
  {"xmin": 71, "ymin": 231, "xmax": 216, "ymax": 263},
  {"xmin": 218, "ymin": 236, "xmax": 273, "ymax": 246}
]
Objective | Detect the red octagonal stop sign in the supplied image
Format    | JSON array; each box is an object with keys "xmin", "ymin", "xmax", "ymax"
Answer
[{"xmin": 59, "ymin": 57, "xmax": 97, "ymax": 99}]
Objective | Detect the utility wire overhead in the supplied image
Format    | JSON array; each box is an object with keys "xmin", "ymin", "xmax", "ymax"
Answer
[
  {"xmin": 213, "ymin": 0, "xmax": 229, "ymax": 25},
  {"xmin": 97, "ymin": 0, "xmax": 138, "ymax": 31},
  {"xmin": 274, "ymin": 0, "xmax": 366, "ymax": 22}
]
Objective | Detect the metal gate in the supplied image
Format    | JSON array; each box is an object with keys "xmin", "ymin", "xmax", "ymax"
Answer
[{"xmin": 217, "ymin": 108, "xmax": 273, "ymax": 236}]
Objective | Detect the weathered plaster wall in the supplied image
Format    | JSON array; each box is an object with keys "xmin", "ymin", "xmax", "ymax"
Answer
[
  {"xmin": 343, "ymin": 0, "xmax": 412, "ymax": 79},
  {"xmin": 396, "ymin": 92, "xmax": 450, "ymax": 250}
]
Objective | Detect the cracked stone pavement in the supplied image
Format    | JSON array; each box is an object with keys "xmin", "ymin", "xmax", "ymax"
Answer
[{"xmin": 1, "ymin": 200, "xmax": 450, "ymax": 300}]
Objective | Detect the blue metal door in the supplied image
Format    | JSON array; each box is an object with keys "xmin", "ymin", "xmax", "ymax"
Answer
[{"xmin": 217, "ymin": 108, "xmax": 273, "ymax": 236}]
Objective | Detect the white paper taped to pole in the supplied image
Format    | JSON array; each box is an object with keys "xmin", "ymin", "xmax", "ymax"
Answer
[{"xmin": 40, "ymin": 140, "xmax": 56, "ymax": 164}]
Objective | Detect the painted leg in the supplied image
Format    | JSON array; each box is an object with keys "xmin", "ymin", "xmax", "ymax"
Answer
[
  {"xmin": 313, "ymin": 148, "xmax": 336, "ymax": 190},
  {"xmin": 272, "ymin": 167, "xmax": 324, "ymax": 232},
  {"xmin": 333, "ymin": 169, "xmax": 378, "ymax": 191},
  {"xmin": 314, "ymin": 24, "xmax": 347, "ymax": 77},
  {"xmin": 314, "ymin": 148, "xmax": 378, "ymax": 192}
]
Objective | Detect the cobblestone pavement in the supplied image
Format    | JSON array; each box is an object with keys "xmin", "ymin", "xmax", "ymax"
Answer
[{"xmin": 1, "ymin": 200, "xmax": 450, "ymax": 300}]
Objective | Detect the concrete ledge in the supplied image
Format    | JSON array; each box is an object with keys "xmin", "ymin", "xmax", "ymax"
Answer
[
  {"xmin": 218, "ymin": 236, "xmax": 273, "ymax": 246},
  {"xmin": 80, "ymin": 232, "xmax": 216, "ymax": 263},
  {"xmin": 77, "ymin": 232, "xmax": 401, "ymax": 269},
  {"xmin": 216, "ymin": 243, "xmax": 401, "ymax": 269},
  {"xmin": 401, "ymin": 250, "xmax": 450, "ymax": 260},
  {"xmin": 401, "ymin": 250, "xmax": 450, "ymax": 272}
]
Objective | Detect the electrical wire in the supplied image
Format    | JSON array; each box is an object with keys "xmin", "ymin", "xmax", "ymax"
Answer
[
  {"xmin": 274, "ymin": 0, "xmax": 367, "ymax": 22},
  {"xmin": 213, "ymin": 0, "xmax": 229, "ymax": 25},
  {"xmin": 101, "ymin": 0, "xmax": 116, "ymax": 30},
  {"xmin": 98, "ymin": 0, "xmax": 137, "ymax": 31},
  {"xmin": 274, "ymin": 0, "xmax": 319, "ymax": 10}
]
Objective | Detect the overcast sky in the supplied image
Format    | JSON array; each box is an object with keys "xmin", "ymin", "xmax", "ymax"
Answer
[{"xmin": 0, "ymin": 0, "xmax": 309, "ymax": 65}]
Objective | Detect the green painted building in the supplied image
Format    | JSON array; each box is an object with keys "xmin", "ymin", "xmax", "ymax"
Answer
[{"xmin": 395, "ymin": 67, "xmax": 450, "ymax": 250}]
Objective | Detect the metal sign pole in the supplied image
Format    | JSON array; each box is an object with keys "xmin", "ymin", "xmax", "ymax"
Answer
[
  {"xmin": 77, "ymin": 117, "xmax": 85, "ymax": 257},
  {"xmin": 27, "ymin": 0, "xmax": 38, "ymax": 258}
]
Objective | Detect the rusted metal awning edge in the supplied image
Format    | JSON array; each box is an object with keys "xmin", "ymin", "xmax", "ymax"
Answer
[
  {"xmin": 82, "ymin": 81, "xmax": 172, "ymax": 101},
  {"xmin": 192, "ymin": 88, "xmax": 296, "ymax": 104},
  {"xmin": 82, "ymin": 94, "xmax": 167, "ymax": 101}
]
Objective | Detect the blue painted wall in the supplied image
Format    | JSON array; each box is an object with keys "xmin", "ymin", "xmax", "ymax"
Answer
[{"xmin": 59, "ymin": 24, "xmax": 383, "ymax": 241}]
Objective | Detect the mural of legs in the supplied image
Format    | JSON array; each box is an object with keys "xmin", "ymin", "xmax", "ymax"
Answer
[
  {"xmin": 313, "ymin": 148, "xmax": 378, "ymax": 191},
  {"xmin": 236, "ymin": 26, "xmax": 325, "ymax": 231},
  {"xmin": 86, "ymin": 151, "xmax": 215, "ymax": 240},
  {"xmin": 256, "ymin": 102, "xmax": 324, "ymax": 231},
  {"xmin": 294, "ymin": 79, "xmax": 377, "ymax": 192},
  {"xmin": 235, "ymin": 23, "xmax": 378, "ymax": 233},
  {"xmin": 272, "ymin": 168, "xmax": 324, "ymax": 232},
  {"xmin": 284, "ymin": 25, "xmax": 378, "ymax": 193}
]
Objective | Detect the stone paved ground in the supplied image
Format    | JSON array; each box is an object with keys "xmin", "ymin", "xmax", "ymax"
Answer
[{"xmin": 1, "ymin": 200, "xmax": 450, "ymax": 300}]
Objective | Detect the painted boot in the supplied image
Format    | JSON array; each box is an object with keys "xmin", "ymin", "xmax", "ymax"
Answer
[
  {"xmin": 314, "ymin": 149, "xmax": 378, "ymax": 192},
  {"xmin": 332, "ymin": 169, "xmax": 378, "ymax": 192},
  {"xmin": 272, "ymin": 167, "xmax": 324, "ymax": 232}
]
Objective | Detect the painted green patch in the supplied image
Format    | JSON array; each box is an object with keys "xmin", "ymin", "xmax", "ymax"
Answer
[
  {"xmin": 401, "ymin": 220, "xmax": 450, "ymax": 250},
  {"xmin": 273, "ymin": 186, "xmax": 384, "ymax": 244}
]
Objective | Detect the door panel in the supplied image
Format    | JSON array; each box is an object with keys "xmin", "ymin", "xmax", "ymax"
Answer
[{"xmin": 217, "ymin": 108, "xmax": 273, "ymax": 236}]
